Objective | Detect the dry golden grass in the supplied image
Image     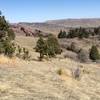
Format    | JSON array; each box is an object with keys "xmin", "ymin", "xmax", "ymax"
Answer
[
  {"xmin": 0, "ymin": 36, "xmax": 99, "ymax": 100},
  {"xmin": 0, "ymin": 55, "xmax": 27, "ymax": 67},
  {"xmin": 0, "ymin": 55, "xmax": 16, "ymax": 64},
  {"xmin": 0, "ymin": 82, "xmax": 10, "ymax": 93}
]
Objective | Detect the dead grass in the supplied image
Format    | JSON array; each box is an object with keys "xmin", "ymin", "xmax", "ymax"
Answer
[
  {"xmin": 0, "ymin": 55, "xmax": 15, "ymax": 64},
  {"xmin": 0, "ymin": 36, "xmax": 99, "ymax": 100},
  {"xmin": 0, "ymin": 82, "xmax": 10, "ymax": 93}
]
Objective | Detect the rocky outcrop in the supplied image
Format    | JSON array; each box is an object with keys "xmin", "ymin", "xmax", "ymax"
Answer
[{"xmin": 11, "ymin": 24, "xmax": 51, "ymax": 37}]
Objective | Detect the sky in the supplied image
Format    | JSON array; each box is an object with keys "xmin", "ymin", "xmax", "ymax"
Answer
[{"xmin": 0, "ymin": 0, "xmax": 100, "ymax": 23}]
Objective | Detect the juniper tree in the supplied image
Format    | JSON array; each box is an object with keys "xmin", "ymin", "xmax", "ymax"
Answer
[
  {"xmin": 35, "ymin": 36, "xmax": 46, "ymax": 60},
  {"xmin": 35, "ymin": 35, "xmax": 61, "ymax": 60},
  {"xmin": 0, "ymin": 11, "xmax": 15, "ymax": 57},
  {"xmin": 58, "ymin": 30, "xmax": 67, "ymax": 38},
  {"xmin": 47, "ymin": 35, "xmax": 61, "ymax": 57},
  {"xmin": 89, "ymin": 45, "xmax": 100, "ymax": 61}
]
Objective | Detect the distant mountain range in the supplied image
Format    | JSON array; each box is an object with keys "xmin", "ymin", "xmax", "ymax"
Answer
[
  {"xmin": 46, "ymin": 18, "xmax": 100, "ymax": 27},
  {"xmin": 11, "ymin": 18, "xmax": 100, "ymax": 36}
]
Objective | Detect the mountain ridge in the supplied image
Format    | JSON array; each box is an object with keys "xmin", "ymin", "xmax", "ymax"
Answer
[
  {"xmin": 46, "ymin": 18, "xmax": 100, "ymax": 27},
  {"xmin": 11, "ymin": 18, "xmax": 100, "ymax": 36}
]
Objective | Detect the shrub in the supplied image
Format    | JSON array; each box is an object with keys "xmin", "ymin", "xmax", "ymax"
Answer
[
  {"xmin": 57, "ymin": 68, "xmax": 67, "ymax": 76},
  {"xmin": 3, "ymin": 39, "xmax": 15, "ymax": 57},
  {"xmin": 67, "ymin": 42, "xmax": 79, "ymax": 53},
  {"xmin": 16, "ymin": 46, "xmax": 30, "ymax": 60},
  {"xmin": 47, "ymin": 35, "xmax": 62, "ymax": 57},
  {"xmin": 68, "ymin": 42, "xmax": 76, "ymax": 51},
  {"xmin": 18, "ymin": 45, "xmax": 22, "ymax": 55},
  {"xmin": 78, "ymin": 49, "xmax": 89, "ymax": 62},
  {"xmin": 16, "ymin": 45, "xmax": 22, "ymax": 58},
  {"xmin": 23, "ymin": 49, "xmax": 30, "ymax": 60},
  {"xmin": 89, "ymin": 45, "xmax": 100, "ymax": 61},
  {"xmin": 57, "ymin": 68, "xmax": 63, "ymax": 75},
  {"xmin": 0, "ymin": 42, "xmax": 5, "ymax": 54}
]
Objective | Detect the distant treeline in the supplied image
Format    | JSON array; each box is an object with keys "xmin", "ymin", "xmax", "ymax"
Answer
[{"xmin": 58, "ymin": 27, "xmax": 100, "ymax": 39}]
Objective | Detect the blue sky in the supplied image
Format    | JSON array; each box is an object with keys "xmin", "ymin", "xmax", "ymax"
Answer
[{"xmin": 0, "ymin": 0, "xmax": 100, "ymax": 22}]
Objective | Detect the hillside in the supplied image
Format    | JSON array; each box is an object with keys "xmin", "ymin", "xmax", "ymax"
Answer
[
  {"xmin": 1, "ymin": 0, "xmax": 100, "ymax": 99},
  {"xmin": 2, "ymin": 18, "xmax": 99, "ymax": 100},
  {"xmin": 46, "ymin": 18, "xmax": 100, "ymax": 27},
  {"xmin": 0, "ymin": 36, "xmax": 99, "ymax": 100}
]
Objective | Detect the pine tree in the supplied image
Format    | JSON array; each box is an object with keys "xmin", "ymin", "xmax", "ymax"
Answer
[
  {"xmin": 35, "ymin": 35, "xmax": 62, "ymax": 60},
  {"xmin": 7, "ymin": 28, "xmax": 15, "ymax": 40},
  {"xmin": 58, "ymin": 30, "xmax": 67, "ymax": 38},
  {"xmin": 58, "ymin": 30, "xmax": 63, "ymax": 38},
  {"xmin": 67, "ymin": 27, "xmax": 89, "ymax": 39},
  {"xmin": 89, "ymin": 45, "xmax": 100, "ymax": 60},
  {"xmin": 35, "ymin": 36, "xmax": 46, "ymax": 60},
  {"xmin": 0, "ymin": 11, "xmax": 15, "ymax": 57}
]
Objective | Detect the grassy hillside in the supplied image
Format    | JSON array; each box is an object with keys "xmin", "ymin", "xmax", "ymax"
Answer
[{"xmin": 0, "ymin": 36, "xmax": 99, "ymax": 100}]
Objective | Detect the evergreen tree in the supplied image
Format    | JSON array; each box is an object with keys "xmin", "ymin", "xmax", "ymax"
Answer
[
  {"xmin": 89, "ymin": 45, "xmax": 100, "ymax": 60},
  {"xmin": 58, "ymin": 30, "xmax": 67, "ymax": 38},
  {"xmin": 0, "ymin": 11, "xmax": 15, "ymax": 57},
  {"xmin": 47, "ymin": 35, "xmax": 61, "ymax": 57},
  {"xmin": 7, "ymin": 28, "xmax": 15, "ymax": 40},
  {"xmin": 67, "ymin": 27, "xmax": 89, "ymax": 39},
  {"xmin": 35, "ymin": 35, "xmax": 61, "ymax": 60},
  {"xmin": 35, "ymin": 36, "xmax": 46, "ymax": 60},
  {"xmin": 0, "ymin": 16, "xmax": 9, "ymax": 31}
]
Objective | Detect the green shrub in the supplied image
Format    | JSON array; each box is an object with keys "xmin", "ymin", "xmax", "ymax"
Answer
[
  {"xmin": 47, "ymin": 35, "xmax": 61, "ymax": 57},
  {"xmin": 3, "ymin": 40, "xmax": 15, "ymax": 57},
  {"xmin": 0, "ymin": 42, "xmax": 5, "ymax": 54},
  {"xmin": 18, "ymin": 45, "xmax": 22, "ymax": 54},
  {"xmin": 57, "ymin": 68, "xmax": 63, "ymax": 75}
]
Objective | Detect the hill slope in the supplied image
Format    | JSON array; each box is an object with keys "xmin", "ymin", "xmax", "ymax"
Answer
[
  {"xmin": 0, "ymin": 36, "xmax": 99, "ymax": 100},
  {"xmin": 46, "ymin": 18, "xmax": 100, "ymax": 27}
]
